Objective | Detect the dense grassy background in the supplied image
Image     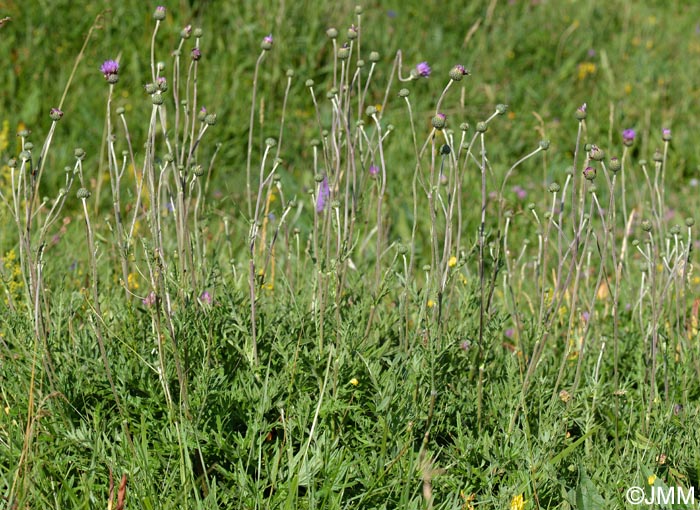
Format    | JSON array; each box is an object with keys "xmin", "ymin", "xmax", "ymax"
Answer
[{"xmin": 3, "ymin": 0, "xmax": 700, "ymax": 508}]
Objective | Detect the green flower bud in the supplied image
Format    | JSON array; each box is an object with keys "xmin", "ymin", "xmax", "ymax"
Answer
[
  {"xmin": 589, "ymin": 145, "xmax": 604, "ymax": 161},
  {"xmin": 205, "ymin": 113, "xmax": 217, "ymax": 125},
  {"xmin": 74, "ymin": 148, "xmax": 86, "ymax": 160},
  {"xmin": 365, "ymin": 105, "xmax": 377, "ymax": 116},
  {"xmin": 539, "ymin": 140, "xmax": 550, "ymax": 151},
  {"xmin": 326, "ymin": 27, "xmax": 338, "ymax": 39},
  {"xmin": 686, "ymin": 217, "xmax": 695, "ymax": 227},
  {"xmin": 641, "ymin": 220, "xmax": 653, "ymax": 232},
  {"xmin": 495, "ymin": 104, "xmax": 508, "ymax": 115},
  {"xmin": 652, "ymin": 149, "xmax": 663, "ymax": 162},
  {"xmin": 398, "ymin": 88, "xmax": 410, "ymax": 98},
  {"xmin": 609, "ymin": 157, "xmax": 622, "ymax": 173},
  {"xmin": 77, "ymin": 187, "xmax": 91, "ymax": 200},
  {"xmin": 151, "ymin": 92, "xmax": 164, "ymax": 105},
  {"xmin": 548, "ymin": 182, "xmax": 561, "ymax": 193},
  {"xmin": 476, "ymin": 121, "xmax": 487, "ymax": 133},
  {"xmin": 369, "ymin": 51, "xmax": 380, "ymax": 62},
  {"xmin": 305, "ymin": 79, "xmax": 314, "ymax": 87},
  {"xmin": 431, "ymin": 113, "xmax": 446, "ymax": 130}
]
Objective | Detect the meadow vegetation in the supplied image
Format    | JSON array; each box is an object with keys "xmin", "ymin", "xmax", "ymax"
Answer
[{"xmin": 2, "ymin": 1, "xmax": 700, "ymax": 508}]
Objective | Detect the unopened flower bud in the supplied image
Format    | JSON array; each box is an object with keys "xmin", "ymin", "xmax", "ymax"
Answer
[
  {"xmin": 641, "ymin": 220, "xmax": 653, "ymax": 232},
  {"xmin": 583, "ymin": 166, "xmax": 596, "ymax": 181},
  {"xmin": 398, "ymin": 88, "xmax": 410, "ymax": 98},
  {"xmin": 347, "ymin": 24, "xmax": 358, "ymax": 39},
  {"xmin": 476, "ymin": 121, "xmax": 487, "ymax": 133},
  {"xmin": 204, "ymin": 113, "xmax": 217, "ymax": 125},
  {"xmin": 575, "ymin": 103, "xmax": 587, "ymax": 120},
  {"xmin": 449, "ymin": 64, "xmax": 469, "ymax": 81},
  {"xmin": 326, "ymin": 27, "xmax": 338, "ymax": 39},
  {"xmin": 337, "ymin": 44, "xmax": 350, "ymax": 60},
  {"xmin": 548, "ymin": 182, "xmax": 561, "ymax": 193},
  {"xmin": 431, "ymin": 113, "xmax": 446, "ymax": 130},
  {"xmin": 539, "ymin": 140, "xmax": 550, "ymax": 150},
  {"xmin": 74, "ymin": 148, "xmax": 86, "ymax": 160},
  {"xmin": 369, "ymin": 51, "xmax": 380, "ymax": 62},
  {"xmin": 261, "ymin": 34, "xmax": 273, "ymax": 51},
  {"xmin": 77, "ymin": 187, "xmax": 91, "ymax": 200},
  {"xmin": 153, "ymin": 6, "xmax": 166, "ymax": 21},
  {"xmin": 49, "ymin": 108, "xmax": 63, "ymax": 121},
  {"xmin": 589, "ymin": 145, "xmax": 604, "ymax": 161},
  {"xmin": 652, "ymin": 148, "xmax": 663, "ymax": 162},
  {"xmin": 151, "ymin": 92, "xmax": 164, "ymax": 105},
  {"xmin": 193, "ymin": 27, "xmax": 203, "ymax": 38},
  {"xmin": 495, "ymin": 104, "xmax": 508, "ymax": 115},
  {"xmin": 609, "ymin": 157, "xmax": 621, "ymax": 172},
  {"xmin": 662, "ymin": 128, "xmax": 672, "ymax": 141}
]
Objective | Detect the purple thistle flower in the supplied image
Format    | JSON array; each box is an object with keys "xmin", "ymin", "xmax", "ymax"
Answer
[
  {"xmin": 622, "ymin": 128, "xmax": 635, "ymax": 146},
  {"xmin": 100, "ymin": 59, "xmax": 119, "ymax": 80},
  {"xmin": 49, "ymin": 108, "xmax": 63, "ymax": 121},
  {"xmin": 504, "ymin": 328, "xmax": 515, "ymax": 339},
  {"xmin": 316, "ymin": 176, "xmax": 330, "ymax": 213},
  {"xmin": 512, "ymin": 185, "xmax": 527, "ymax": 200},
  {"xmin": 662, "ymin": 128, "xmax": 672, "ymax": 141},
  {"xmin": 200, "ymin": 290, "xmax": 212, "ymax": 305},
  {"xmin": 191, "ymin": 47, "xmax": 202, "ymax": 61},
  {"xmin": 582, "ymin": 311, "xmax": 590, "ymax": 322},
  {"xmin": 143, "ymin": 291, "xmax": 156, "ymax": 307},
  {"xmin": 369, "ymin": 164, "xmax": 379, "ymax": 177},
  {"xmin": 261, "ymin": 34, "xmax": 274, "ymax": 50},
  {"xmin": 263, "ymin": 34, "xmax": 273, "ymax": 45},
  {"xmin": 415, "ymin": 61, "xmax": 431, "ymax": 77}
]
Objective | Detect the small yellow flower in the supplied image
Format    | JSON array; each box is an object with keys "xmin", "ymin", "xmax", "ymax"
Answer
[
  {"xmin": 577, "ymin": 62, "xmax": 596, "ymax": 81},
  {"xmin": 510, "ymin": 493, "xmax": 525, "ymax": 510},
  {"xmin": 624, "ymin": 83, "xmax": 632, "ymax": 95},
  {"xmin": 127, "ymin": 272, "xmax": 139, "ymax": 291},
  {"xmin": 648, "ymin": 474, "xmax": 657, "ymax": 485},
  {"xmin": 349, "ymin": 378, "xmax": 359, "ymax": 386},
  {"xmin": 3, "ymin": 405, "xmax": 9, "ymax": 415},
  {"xmin": 448, "ymin": 256, "xmax": 457, "ymax": 268},
  {"xmin": 427, "ymin": 299, "xmax": 435, "ymax": 308}
]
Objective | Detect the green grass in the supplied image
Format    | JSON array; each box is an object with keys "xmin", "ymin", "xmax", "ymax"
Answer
[{"xmin": 3, "ymin": 0, "xmax": 700, "ymax": 508}]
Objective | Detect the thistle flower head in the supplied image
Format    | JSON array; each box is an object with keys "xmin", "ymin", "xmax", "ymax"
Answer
[
  {"xmin": 100, "ymin": 59, "xmax": 119, "ymax": 81},
  {"xmin": 662, "ymin": 128, "xmax": 672, "ymax": 141},
  {"xmin": 153, "ymin": 5, "xmax": 166, "ymax": 21},
  {"xmin": 316, "ymin": 176, "xmax": 330, "ymax": 213},
  {"xmin": 622, "ymin": 128, "xmax": 635, "ymax": 145},
  {"xmin": 415, "ymin": 61, "xmax": 431, "ymax": 77},
  {"xmin": 261, "ymin": 34, "xmax": 273, "ymax": 51}
]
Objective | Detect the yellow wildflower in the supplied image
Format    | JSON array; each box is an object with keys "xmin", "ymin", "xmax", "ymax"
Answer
[
  {"xmin": 510, "ymin": 494, "xmax": 525, "ymax": 510},
  {"xmin": 349, "ymin": 378, "xmax": 359, "ymax": 386},
  {"xmin": 648, "ymin": 474, "xmax": 657, "ymax": 485},
  {"xmin": 577, "ymin": 62, "xmax": 596, "ymax": 81},
  {"xmin": 427, "ymin": 299, "xmax": 435, "ymax": 308},
  {"xmin": 127, "ymin": 272, "xmax": 139, "ymax": 291},
  {"xmin": 448, "ymin": 256, "xmax": 457, "ymax": 268}
]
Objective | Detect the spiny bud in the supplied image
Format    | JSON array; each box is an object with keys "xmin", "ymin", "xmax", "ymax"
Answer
[
  {"xmin": 641, "ymin": 220, "xmax": 653, "ymax": 232},
  {"xmin": 181, "ymin": 25, "xmax": 192, "ymax": 39},
  {"xmin": 548, "ymin": 182, "xmax": 561, "ymax": 193},
  {"xmin": 74, "ymin": 148, "xmax": 86, "ymax": 160},
  {"xmin": 356, "ymin": 59, "xmax": 365, "ymax": 68},
  {"xmin": 589, "ymin": 145, "xmax": 604, "ymax": 161},
  {"xmin": 347, "ymin": 24, "xmax": 358, "ymax": 40},
  {"xmin": 431, "ymin": 113, "xmax": 446, "ymax": 130},
  {"xmin": 49, "ymin": 108, "xmax": 63, "ymax": 121},
  {"xmin": 460, "ymin": 122, "xmax": 469, "ymax": 131},
  {"xmin": 354, "ymin": 5, "xmax": 363, "ymax": 14},
  {"xmin": 151, "ymin": 92, "xmax": 164, "ymax": 105},
  {"xmin": 193, "ymin": 165, "xmax": 205, "ymax": 177},
  {"xmin": 575, "ymin": 103, "xmax": 587, "ymax": 120},
  {"xmin": 19, "ymin": 150, "xmax": 31, "ymax": 162},
  {"xmin": 116, "ymin": 106, "xmax": 125, "ymax": 115},
  {"xmin": 686, "ymin": 217, "xmax": 695, "ymax": 227},
  {"xmin": 337, "ymin": 44, "xmax": 350, "ymax": 60},
  {"xmin": 265, "ymin": 137, "xmax": 277, "ymax": 147},
  {"xmin": 652, "ymin": 148, "xmax": 663, "ymax": 162},
  {"xmin": 539, "ymin": 140, "xmax": 550, "ymax": 151},
  {"xmin": 286, "ymin": 69, "xmax": 294, "ymax": 78},
  {"xmin": 369, "ymin": 51, "xmax": 380, "ymax": 62},
  {"xmin": 204, "ymin": 113, "xmax": 217, "ymax": 125},
  {"xmin": 261, "ymin": 34, "xmax": 274, "ymax": 51},
  {"xmin": 662, "ymin": 128, "xmax": 672, "ymax": 142},
  {"xmin": 609, "ymin": 157, "xmax": 622, "ymax": 173},
  {"xmin": 670, "ymin": 224, "xmax": 681, "ymax": 235},
  {"xmin": 583, "ymin": 166, "xmax": 596, "ymax": 181},
  {"xmin": 314, "ymin": 173, "xmax": 325, "ymax": 183},
  {"xmin": 305, "ymin": 79, "xmax": 314, "ymax": 87},
  {"xmin": 77, "ymin": 188, "xmax": 91, "ymax": 200},
  {"xmin": 365, "ymin": 105, "xmax": 378, "ymax": 116},
  {"xmin": 153, "ymin": 5, "xmax": 166, "ymax": 21},
  {"xmin": 193, "ymin": 27, "xmax": 203, "ymax": 38},
  {"xmin": 326, "ymin": 27, "xmax": 338, "ymax": 39},
  {"xmin": 398, "ymin": 88, "xmax": 410, "ymax": 98},
  {"xmin": 449, "ymin": 64, "xmax": 469, "ymax": 81},
  {"xmin": 495, "ymin": 104, "xmax": 508, "ymax": 115},
  {"xmin": 191, "ymin": 47, "xmax": 202, "ymax": 61},
  {"xmin": 144, "ymin": 83, "xmax": 157, "ymax": 94},
  {"xmin": 7, "ymin": 158, "xmax": 16, "ymax": 168},
  {"xmin": 476, "ymin": 121, "xmax": 488, "ymax": 133}
]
